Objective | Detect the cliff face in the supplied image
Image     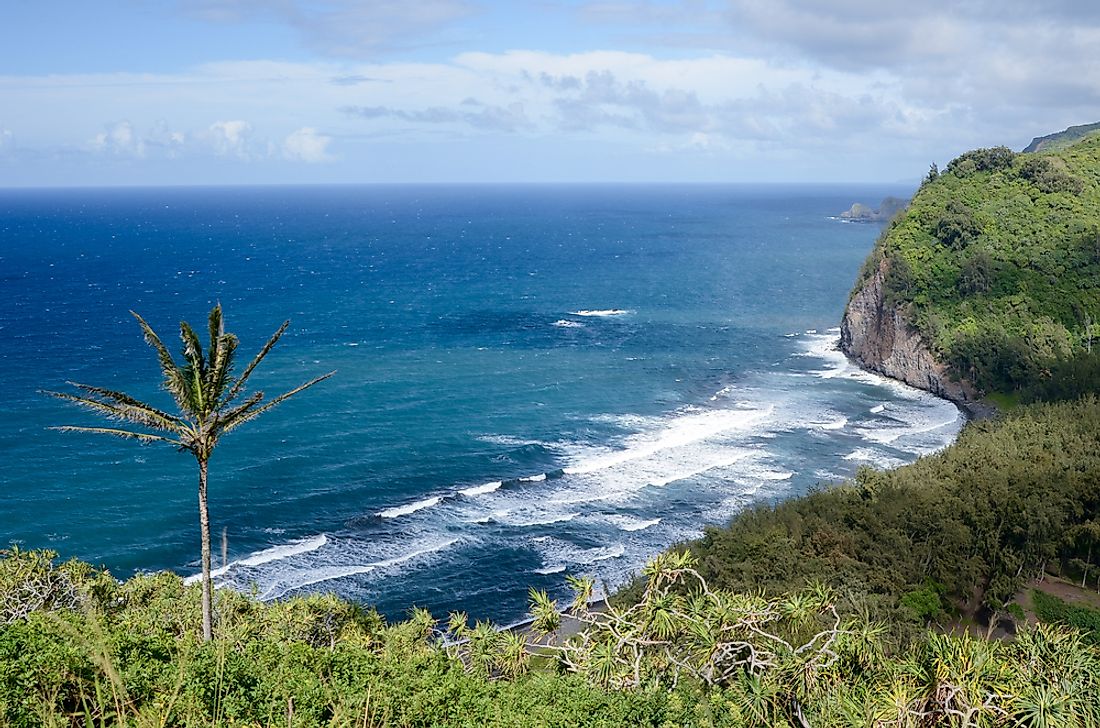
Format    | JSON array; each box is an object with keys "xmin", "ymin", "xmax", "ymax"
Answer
[{"xmin": 840, "ymin": 260, "xmax": 977, "ymax": 404}]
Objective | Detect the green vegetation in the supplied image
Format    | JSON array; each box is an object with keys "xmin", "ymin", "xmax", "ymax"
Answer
[
  {"xmin": 6, "ymin": 396, "xmax": 1100, "ymax": 726},
  {"xmin": 4, "ymin": 541, "xmax": 1100, "ymax": 727},
  {"xmin": 1022, "ymin": 121, "xmax": 1100, "ymax": 153},
  {"xmin": 674, "ymin": 398, "xmax": 1100, "ymax": 635},
  {"xmin": 43, "ymin": 306, "xmax": 332, "ymax": 642},
  {"xmin": 1031, "ymin": 590, "xmax": 1100, "ymax": 645},
  {"xmin": 855, "ymin": 136, "xmax": 1100, "ymax": 393}
]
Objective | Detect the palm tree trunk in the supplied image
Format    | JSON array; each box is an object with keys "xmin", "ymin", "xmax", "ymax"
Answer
[{"xmin": 198, "ymin": 457, "xmax": 213, "ymax": 642}]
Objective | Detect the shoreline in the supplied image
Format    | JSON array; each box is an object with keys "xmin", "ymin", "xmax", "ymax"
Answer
[{"xmin": 182, "ymin": 332, "xmax": 969, "ymax": 622}]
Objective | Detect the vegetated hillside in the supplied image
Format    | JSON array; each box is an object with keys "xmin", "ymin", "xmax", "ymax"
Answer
[
  {"xmin": 4, "ymin": 398, "xmax": 1100, "ymax": 727},
  {"xmin": 850, "ymin": 136, "xmax": 1100, "ymax": 394},
  {"xmin": 687, "ymin": 396, "xmax": 1100, "ymax": 630},
  {"xmin": 1023, "ymin": 121, "xmax": 1100, "ymax": 153}
]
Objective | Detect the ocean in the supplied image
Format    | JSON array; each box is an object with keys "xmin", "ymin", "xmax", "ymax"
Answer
[{"xmin": 0, "ymin": 184, "xmax": 964, "ymax": 624}]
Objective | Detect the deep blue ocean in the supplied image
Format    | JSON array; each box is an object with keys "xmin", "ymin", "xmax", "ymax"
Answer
[{"xmin": 0, "ymin": 184, "xmax": 963, "ymax": 624}]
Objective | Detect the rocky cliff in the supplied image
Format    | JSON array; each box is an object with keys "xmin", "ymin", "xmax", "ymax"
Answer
[{"xmin": 840, "ymin": 259, "xmax": 978, "ymax": 405}]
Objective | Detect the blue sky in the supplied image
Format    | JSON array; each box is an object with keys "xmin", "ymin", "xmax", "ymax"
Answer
[{"xmin": 2, "ymin": 1, "xmax": 1098, "ymax": 186}]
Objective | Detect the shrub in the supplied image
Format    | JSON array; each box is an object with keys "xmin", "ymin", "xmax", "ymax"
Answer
[
  {"xmin": 1031, "ymin": 590, "xmax": 1100, "ymax": 645},
  {"xmin": 1018, "ymin": 156, "xmax": 1085, "ymax": 195},
  {"xmin": 946, "ymin": 146, "xmax": 1016, "ymax": 177},
  {"xmin": 933, "ymin": 199, "xmax": 982, "ymax": 249}
]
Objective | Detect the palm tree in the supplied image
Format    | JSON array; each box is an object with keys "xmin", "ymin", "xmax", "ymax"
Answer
[{"xmin": 44, "ymin": 305, "xmax": 333, "ymax": 641}]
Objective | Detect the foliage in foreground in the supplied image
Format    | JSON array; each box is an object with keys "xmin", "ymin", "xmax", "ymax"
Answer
[{"xmin": 3, "ymin": 538, "xmax": 1100, "ymax": 727}]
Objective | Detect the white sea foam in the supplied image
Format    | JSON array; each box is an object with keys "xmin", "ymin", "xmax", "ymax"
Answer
[
  {"xmin": 552, "ymin": 319, "xmax": 585, "ymax": 328},
  {"xmin": 843, "ymin": 448, "xmax": 906, "ymax": 469},
  {"xmin": 256, "ymin": 538, "xmax": 460, "ymax": 601},
  {"xmin": 185, "ymin": 534, "xmax": 328, "ymax": 585},
  {"xmin": 533, "ymin": 565, "xmax": 566, "ymax": 575},
  {"xmin": 607, "ymin": 516, "xmax": 661, "ymax": 532},
  {"xmin": 590, "ymin": 544, "xmax": 626, "ymax": 562},
  {"xmin": 520, "ymin": 473, "xmax": 547, "ymax": 482},
  {"xmin": 755, "ymin": 470, "xmax": 794, "ymax": 481},
  {"xmin": 647, "ymin": 452, "xmax": 752, "ymax": 487},
  {"xmin": 478, "ymin": 434, "xmax": 550, "ymax": 448},
  {"xmin": 379, "ymin": 496, "xmax": 442, "ymax": 519},
  {"xmin": 534, "ymin": 537, "xmax": 627, "ymax": 569},
  {"xmin": 259, "ymin": 565, "xmax": 378, "ymax": 599},
  {"xmin": 563, "ymin": 406, "xmax": 772, "ymax": 476},
  {"xmin": 857, "ymin": 414, "xmax": 961, "ymax": 446},
  {"xmin": 870, "ymin": 404, "xmax": 887, "ymax": 413},
  {"xmin": 570, "ymin": 309, "xmax": 632, "ymax": 317},
  {"xmin": 372, "ymin": 538, "xmax": 460, "ymax": 569},
  {"xmin": 812, "ymin": 417, "xmax": 848, "ymax": 431},
  {"xmin": 506, "ymin": 511, "xmax": 580, "ymax": 527},
  {"xmin": 459, "ymin": 481, "xmax": 502, "ymax": 497}
]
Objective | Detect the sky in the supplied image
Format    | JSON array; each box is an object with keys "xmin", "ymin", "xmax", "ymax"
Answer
[{"xmin": 1, "ymin": 0, "xmax": 1099, "ymax": 186}]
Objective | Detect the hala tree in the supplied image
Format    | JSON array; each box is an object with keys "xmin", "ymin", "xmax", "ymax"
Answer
[{"xmin": 44, "ymin": 305, "xmax": 332, "ymax": 641}]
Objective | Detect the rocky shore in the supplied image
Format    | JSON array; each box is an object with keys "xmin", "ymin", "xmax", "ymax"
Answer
[{"xmin": 840, "ymin": 259, "xmax": 996, "ymax": 420}]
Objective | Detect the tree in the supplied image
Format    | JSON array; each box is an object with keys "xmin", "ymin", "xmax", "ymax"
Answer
[
  {"xmin": 924, "ymin": 162, "xmax": 940, "ymax": 185},
  {"xmin": 43, "ymin": 305, "xmax": 332, "ymax": 641}
]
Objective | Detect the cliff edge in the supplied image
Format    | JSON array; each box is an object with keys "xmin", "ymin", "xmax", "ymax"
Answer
[
  {"xmin": 838, "ymin": 134, "xmax": 1100, "ymax": 416},
  {"xmin": 840, "ymin": 258, "xmax": 978, "ymax": 406}
]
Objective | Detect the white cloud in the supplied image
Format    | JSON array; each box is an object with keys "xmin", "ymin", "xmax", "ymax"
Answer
[
  {"xmin": 206, "ymin": 120, "xmax": 255, "ymax": 159},
  {"xmin": 91, "ymin": 121, "xmax": 146, "ymax": 157},
  {"xmin": 2, "ymin": 31, "xmax": 1097, "ymax": 184},
  {"xmin": 283, "ymin": 127, "xmax": 334, "ymax": 162}
]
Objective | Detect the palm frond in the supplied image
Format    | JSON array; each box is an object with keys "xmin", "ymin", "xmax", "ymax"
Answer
[
  {"xmin": 207, "ymin": 333, "xmax": 238, "ymax": 407},
  {"xmin": 49, "ymin": 425, "xmax": 182, "ymax": 447},
  {"xmin": 130, "ymin": 311, "xmax": 189, "ymax": 409},
  {"xmin": 207, "ymin": 304, "xmax": 223, "ymax": 357},
  {"xmin": 204, "ymin": 305, "xmax": 237, "ymax": 406},
  {"xmin": 214, "ymin": 390, "xmax": 264, "ymax": 433},
  {"xmin": 219, "ymin": 371, "xmax": 334, "ymax": 436},
  {"xmin": 64, "ymin": 382, "xmax": 184, "ymax": 429},
  {"xmin": 224, "ymin": 320, "xmax": 289, "ymax": 404},
  {"xmin": 179, "ymin": 321, "xmax": 207, "ymax": 414},
  {"xmin": 42, "ymin": 389, "xmax": 187, "ymax": 436}
]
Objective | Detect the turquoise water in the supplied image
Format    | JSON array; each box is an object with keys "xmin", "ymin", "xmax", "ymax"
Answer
[{"xmin": 0, "ymin": 184, "xmax": 963, "ymax": 623}]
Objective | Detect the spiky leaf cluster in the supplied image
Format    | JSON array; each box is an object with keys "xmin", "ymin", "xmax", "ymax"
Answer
[{"xmin": 44, "ymin": 305, "xmax": 333, "ymax": 460}]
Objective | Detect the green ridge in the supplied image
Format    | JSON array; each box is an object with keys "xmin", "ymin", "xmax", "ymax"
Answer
[
  {"xmin": 856, "ymin": 136, "xmax": 1100, "ymax": 392},
  {"xmin": 1023, "ymin": 121, "xmax": 1100, "ymax": 153}
]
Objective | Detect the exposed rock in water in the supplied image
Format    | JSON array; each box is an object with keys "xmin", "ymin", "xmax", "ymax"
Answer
[
  {"xmin": 840, "ymin": 259, "xmax": 983, "ymax": 412},
  {"xmin": 837, "ymin": 196, "xmax": 908, "ymax": 223}
]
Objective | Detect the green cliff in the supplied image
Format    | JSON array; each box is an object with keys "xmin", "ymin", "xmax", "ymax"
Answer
[
  {"xmin": 842, "ymin": 136, "xmax": 1100, "ymax": 396},
  {"xmin": 1023, "ymin": 121, "xmax": 1100, "ymax": 153}
]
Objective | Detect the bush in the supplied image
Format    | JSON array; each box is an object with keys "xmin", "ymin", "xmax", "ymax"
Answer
[
  {"xmin": 946, "ymin": 146, "xmax": 1017, "ymax": 177},
  {"xmin": 1022, "ymin": 350, "xmax": 1100, "ymax": 403},
  {"xmin": 932, "ymin": 199, "xmax": 982, "ymax": 249},
  {"xmin": 957, "ymin": 249, "xmax": 994, "ymax": 295},
  {"xmin": 1018, "ymin": 156, "xmax": 1085, "ymax": 195},
  {"xmin": 1032, "ymin": 590, "xmax": 1100, "ymax": 645},
  {"xmin": 946, "ymin": 327, "xmax": 1037, "ymax": 392}
]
